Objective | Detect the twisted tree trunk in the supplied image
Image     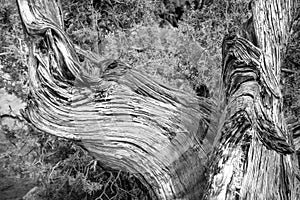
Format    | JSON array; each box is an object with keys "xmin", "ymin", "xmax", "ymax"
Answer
[
  {"xmin": 17, "ymin": 0, "xmax": 214, "ymax": 199},
  {"xmin": 207, "ymin": 0, "xmax": 297, "ymax": 199},
  {"xmin": 17, "ymin": 0, "xmax": 299, "ymax": 199}
]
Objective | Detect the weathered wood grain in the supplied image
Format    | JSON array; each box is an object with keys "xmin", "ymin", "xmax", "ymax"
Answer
[
  {"xmin": 17, "ymin": 0, "xmax": 215, "ymax": 199},
  {"xmin": 206, "ymin": 0, "xmax": 297, "ymax": 199}
]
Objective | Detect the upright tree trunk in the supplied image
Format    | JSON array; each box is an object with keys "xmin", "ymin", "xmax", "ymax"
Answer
[
  {"xmin": 207, "ymin": 0, "xmax": 297, "ymax": 199},
  {"xmin": 17, "ymin": 0, "xmax": 214, "ymax": 199}
]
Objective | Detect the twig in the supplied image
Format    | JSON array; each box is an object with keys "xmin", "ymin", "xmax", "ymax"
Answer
[
  {"xmin": 281, "ymin": 68, "xmax": 296, "ymax": 74},
  {"xmin": 0, "ymin": 114, "xmax": 24, "ymax": 122},
  {"xmin": 0, "ymin": 52, "xmax": 13, "ymax": 56}
]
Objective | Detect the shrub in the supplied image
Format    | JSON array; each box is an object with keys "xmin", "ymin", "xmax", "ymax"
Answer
[{"xmin": 0, "ymin": 0, "xmax": 28, "ymax": 100}]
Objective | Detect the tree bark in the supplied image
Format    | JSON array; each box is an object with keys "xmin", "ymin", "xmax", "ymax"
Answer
[
  {"xmin": 207, "ymin": 0, "xmax": 297, "ymax": 199},
  {"xmin": 17, "ymin": 0, "xmax": 299, "ymax": 199},
  {"xmin": 16, "ymin": 0, "xmax": 214, "ymax": 199}
]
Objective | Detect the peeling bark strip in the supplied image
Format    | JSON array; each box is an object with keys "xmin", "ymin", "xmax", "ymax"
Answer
[
  {"xmin": 17, "ymin": 0, "xmax": 214, "ymax": 199},
  {"xmin": 207, "ymin": 0, "xmax": 296, "ymax": 200}
]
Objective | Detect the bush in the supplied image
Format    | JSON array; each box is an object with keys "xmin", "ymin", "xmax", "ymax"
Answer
[{"xmin": 0, "ymin": 0, "xmax": 28, "ymax": 100}]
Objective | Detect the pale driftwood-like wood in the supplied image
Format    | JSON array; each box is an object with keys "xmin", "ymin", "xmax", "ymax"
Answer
[
  {"xmin": 17, "ymin": 0, "xmax": 214, "ymax": 199},
  {"xmin": 207, "ymin": 0, "xmax": 297, "ymax": 199}
]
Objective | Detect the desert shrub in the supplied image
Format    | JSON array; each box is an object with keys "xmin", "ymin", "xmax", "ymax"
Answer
[
  {"xmin": 181, "ymin": 0, "xmax": 251, "ymax": 95},
  {"xmin": 101, "ymin": 24, "xmax": 220, "ymax": 96},
  {"xmin": 61, "ymin": 0, "xmax": 251, "ymax": 99},
  {"xmin": 0, "ymin": 0, "xmax": 28, "ymax": 100},
  {"xmin": 282, "ymin": 15, "xmax": 300, "ymax": 120},
  {"xmin": 61, "ymin": 0, "xmax": 158, "ymax": 53},
  {"xmin": 0, "ymin": 117, "xmax": 48, "ymax": 182},
  {"xmin": 31, "ymin": 137, "xmax": 152, "ymax": 200}
]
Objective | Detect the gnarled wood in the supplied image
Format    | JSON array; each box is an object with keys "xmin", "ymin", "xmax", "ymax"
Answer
[
  {"xmin": 17, "ymin": 0, "xmax": 214, "ymax": 199},
  {"xmin": 207, "ymin": 0, "xmax": 297, "ymax": 199}
]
